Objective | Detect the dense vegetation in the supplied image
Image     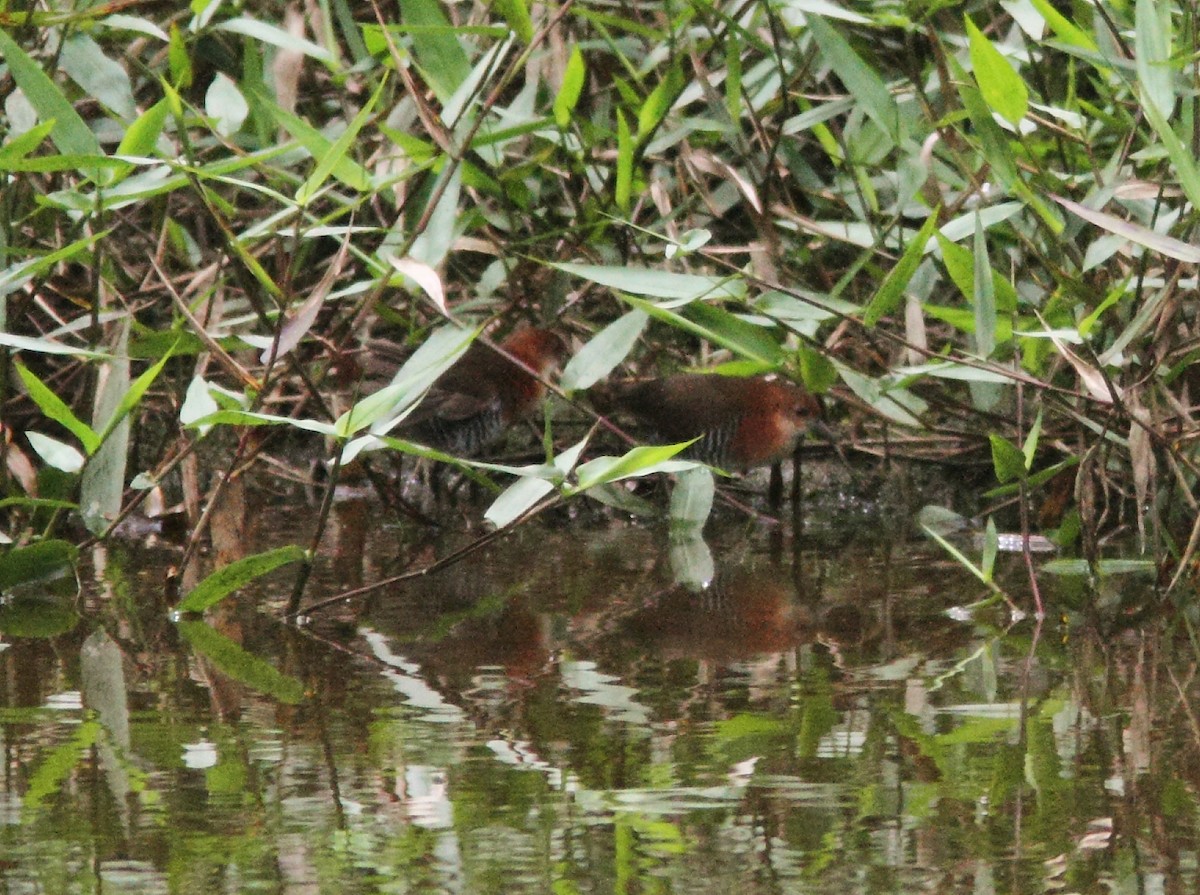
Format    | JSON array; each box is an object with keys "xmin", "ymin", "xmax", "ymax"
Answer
[{"xmin": 2, "ymin": 0, "xmax": 1198, "ymax": 606}]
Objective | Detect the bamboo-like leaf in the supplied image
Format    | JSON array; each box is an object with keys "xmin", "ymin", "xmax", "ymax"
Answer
[
  {"xmin": 1022, "ymin": 409, "xmax": 1043, "ymax": 468},
  {"xmin": 1041, "ymin": 558, "xmax": 1156, "ymax": 576},
  {"xmin": 668, "ymin": 530, "xmax": 714, "ymax": 591},
  {"xmin": 402, "ymin": 0, "xmax": 472, "ymax": 100},
  {"xmin": 14, "ymin": 362, "xmax": 100, "ymax": 454},
  {"xmin": 215, "ymin": 15, "xmax": 338, "ymax": 66},
  {"xmin": 205, "ymin": 73, "xmax": 249, "ymax": 138},
  {"xmin": 80, "ymin": 321, "xmax": 131, "ymax": 533},
  {"xmin": 806, "ymin": 15, "xmax": 899, "ymax": 141},
  {"xmin": 864, "ymin": 211, "xmax": 939, "ymax": 327},
  {"xmin": 1051, "ymin": 195, "xmax": 1200, "ymax": 263},
  {"xmin": 965, "ymin": 16, "xmax": 1028, "ymax": 127},
  {"xmin": 115, "ymin": 99, "xmax": 169, "ymax": 161},
  {"xmin": 572, "ymin": 445, "xmax": 697, "ymax": 491},
  {"xmin": 343, "ymin": 325, "xmax": 475, "ymax": 437},
  {"xmin": 484, "ymin": 475, "xmax": 557, "ymax": 528},
  {"xmin": 0, "ymin": 29, "xmax": 101, "ymax": 159},
  {"xmin": 408, "ymin": 163, "xmax": 462, "ymax": 268},
  {"xmin": 616, "ymin": 108, "xmax": 632, "ymax": 211},
  {"xmin": 556, "ymin": 263, "xmax": 745, "ymax": 304},
  {"xmin": 0, "ymin": 231, "xmax": 109, "ymax": 300},
  {"xmin": 1027, "ymin": 0, "xmax": 1096, "ymax": 50},
  {"xmin": 972, "ymin": 214, "xmax": 997, "ymax": 359},
  {"xmin": 245, "ymin": 85, "xmax": 372, "ymax": 191},
  {"xmin": 554, "ymin": 46, "xmax": 586, "ymax": 128},
  {"xmin": 920, "ymin": 525, "xmax": 990, "ymax": 586},
  {"xmin": 493, "ymin": 0, "xmax": 533, "ymax": 43},
  {"xmin": 980, "ymin": 517, "xmax": 998, "ymax": 582},
  {"xmin": 990, "ymin": 434, "xmax": 1025, "ymax": 484},
  {"xmin": 296, "ymin": 76, "xmax": 384, "ymax": 203},
  {"xmin": 0, "ymin": 122, "xmax": 56, "ymax": 168},
  {"xmin": 60, "ymin": 32, "xmax": 137, "ymax": 121},
  {"xmin": 177, "ymin": 545, "xmax": 308, "ymax": 613},
  {"xmin": 638, "ymin": 64, "xmax": 684, "ymax": 138},
  {"xmin": 94, "ymin": 340, "xmax": 176, "ymax": 448},
  {"xmin": 560, "ymin": 310, "xmax": 647, "ymax": 392},
  {"xmin": 669, "ymin": 466, "xmax": 715, "ymax": 530},
  {"xmin": 1134, "ymin": 0, "xmax": 1174, "ymax": 117}
]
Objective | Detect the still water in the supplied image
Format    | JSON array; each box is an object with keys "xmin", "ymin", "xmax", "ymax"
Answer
[{"xmin": 0, "ymin": 474, "xmax": 1196, "ymax": 894}]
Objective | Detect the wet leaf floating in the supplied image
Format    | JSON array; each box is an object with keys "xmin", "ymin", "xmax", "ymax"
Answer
[
  {"xmin": 176, "ymin": 545, "xmax": 308, "ymax": 613},
  {"xmin": 177, "ymin": 621, "xmax": 305, "ymax": 704}
]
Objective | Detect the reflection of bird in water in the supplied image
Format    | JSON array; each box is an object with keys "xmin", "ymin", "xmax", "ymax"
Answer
[
  {"xmin": 592, "ymin": 374, "xmax": 826, "ymax": 469},
  {"xmin": 617, "ymin": 568, "xmax": 810, "ymax": 662},
  {"xmin": 398, "ymin": 328, "xmax": 568, "ymax": 457}
]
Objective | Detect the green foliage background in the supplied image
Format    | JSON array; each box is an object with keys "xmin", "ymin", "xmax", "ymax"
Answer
[{"xmin": 1, "ymin": 0, "xmax": 1198, "ymax": 585}]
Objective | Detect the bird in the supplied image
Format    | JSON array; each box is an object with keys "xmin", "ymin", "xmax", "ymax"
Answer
[
  {"xmin": 399, "ymin": 327, "xmax": 568, "ymax": 456},
  {"xmin": 593, "ymin": 373, "xmax": 826, "ymax": 469}
]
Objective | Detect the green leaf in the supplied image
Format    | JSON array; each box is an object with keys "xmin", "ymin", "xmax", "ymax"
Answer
[
  {"xmin": 1023, "ymin": 409, "xmax": 1043, "ymax": 468},
  {"xmin": 1028, "ymin": 0, "xmax": 1096, "ymax": 50},
  {"xmin": 0, "ymin": 540, "xmax": 78, "ymax": 592},
  {"xmin": 572, "ymin": 445, "xmax": 696, "ymax": 492},
  {"xmin": 638, "ymin": 64, "xmax": 684, "ymax": 138},
  {"xmin": 337, "ymin": 325, "xmax": 475, "ymax": 437},
  {"xmin": 14, "ymin": 362, "xmax": 100, "ymax": 454},
  {"xmin": 0, "ymin": 231, "xmax": 109, "ymax": 301},
  {"xmin": 61, "ymin": 32, "xmax": 137, "ymax": 121},
  {"xmin": 80, "ymin": 321, "xmax": 132, "ymax": 533},
  {"xmin": 1041, "ymin": 559, "xmax": 1157, "ymax": 577},
  {"xmin": 554, "ymin": 262, "xmax": 745, "ymax": 303},
  {"xmin": 116, "ymin": 99, "xmax": 169, "ymax": 159},
  {"xmin": 947, "ymin": 54, "xmax": 1060, "ymax": 232},
  {"xmin": 1135, "ymin": 0, "xmax": 1174, "ymax": 116},
  {"xmin": 0, "ymin": 29, "xmax": 101, "ymax": 159},
  {"xmin": 246, "ymin": 86, "xmax": 372, "ymax": 191},
  {"xmin": 990, "ymin": 434, "xmax": 1025, "ymax": 484},
  {"xmin": 560, "ymin": 310, "xmax": 647, "ymax": 392},
  {"xmin": 0, "ymin": 596, "xmax": 79, "ymax": 638},
  {"xmin": 965, "ymin": 16, "xmax": 1028, "ymax": 127},
  {"xmin": 215, "ymin": 15, "xmax": 338, "ymax": 66},
  {"xmin": 806, "ymin": 15, "xmax": 899, "ymax": 142},
  {"xmin": 981, "ymin": 517, "xmax": 998, "ymax": 582},
  {"xmin": 554, "ymin": 46, "xmax": 586, "ymax": 128},
  {"xmin": 683, "ymin": 302, "xmax": 784, "ymax": 364},
  {"xmin": 616, "ymin": 108, "xmax": 632, "ymax": 212},
  {"xmin": 936, "ymin": 232, "xmax": 1019, "ymax": 312},
  {"xmin": 920, "ymin": 525, "xmax": 989, "ymax": 586},
  {"xmin": 493, "ymin": 0, "xmax": 533, "ymax": 43},
  {"xmin": 177, "ymin": 621, "xmax": 306, "ymax": 703},
  {"xmin": 484, "ymin": 475, "xmax": 557, "ymax": 529},
  {"xmin": 972, "ymin": 214, "xmax": 997, "ymax": 359},
  {"xmin": 177, "ymin": 545, "xmax": 308, "ymax": 613},
  {"xmin": 402, "ymin": 0, "xmax": 472, "ymax": 101},
  {"xmin": 669, "ymin": 467, "xmax": 714, "ymax": 530},
  {"xmin": 0, "ymin": 121, "xmax": 56, "ymax": 167},
  {"xmin": 668, "ymin": 531, "xmax": 713, "ymax": 591},
  {"xmin": 296, "ymin": 76, "xmax": 383, "ymax": 202},
  {"xmin": 863, "ymin": 211, "xmax": 939, "ymax": 327},
  {"xmin": 1051, "ymin": 195, "xmax": 1200, "ymax": 263},
  {"xmin": 94, "ymin": 340, "xmax": 177, "ymax": 448},
  {"xmin": 798, "ymin": 344, "xmax": 838, "ymax": 393}
]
